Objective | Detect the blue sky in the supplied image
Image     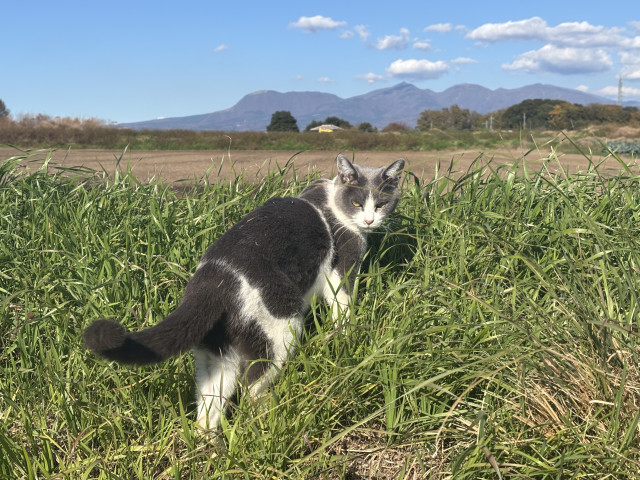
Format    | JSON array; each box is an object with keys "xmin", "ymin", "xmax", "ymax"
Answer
[{"xmin": 3, "ymin": 1, "xmax": 640, "ymax": 124}]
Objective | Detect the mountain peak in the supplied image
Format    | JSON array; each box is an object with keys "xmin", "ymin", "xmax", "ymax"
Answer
[{"xmin": 392, "ymin": 81, "xmax": 417, "ymax": 89}]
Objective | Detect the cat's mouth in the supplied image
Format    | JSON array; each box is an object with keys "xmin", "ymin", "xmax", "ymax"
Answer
[{"xmin": 360, "ymin": 222, "xmax": 376, "ymax": 231}]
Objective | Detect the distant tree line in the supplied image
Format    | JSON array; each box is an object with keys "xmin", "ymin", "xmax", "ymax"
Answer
[
  {"xmin": 267, "ymin": 99, "xmax": 640, "ymax": 134},
  {"xmin": 418, "ymin": 99, "xmax": 640, "ymax": 131}
]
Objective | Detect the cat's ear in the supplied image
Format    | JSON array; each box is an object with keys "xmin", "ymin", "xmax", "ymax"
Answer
[
  {"xmin": 336, "ymin": 154, "xmax": 358, "ymax": 185},
  {"xmin": 382, "ymin": 159, "xmax": 405, "ymax": 185}
]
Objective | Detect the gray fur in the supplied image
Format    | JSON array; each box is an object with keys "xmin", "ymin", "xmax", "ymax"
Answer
[{"xmin": 83, "ymin": 154, "xmax": 404, "ymax": 430}]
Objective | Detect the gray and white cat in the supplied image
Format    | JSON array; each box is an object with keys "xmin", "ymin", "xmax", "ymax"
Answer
[{"xmin": 84, "ymin": 154, "xmax": 404, "ymax": 430}]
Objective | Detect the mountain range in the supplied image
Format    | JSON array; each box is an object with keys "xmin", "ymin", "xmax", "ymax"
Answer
[{"xmin": 118, "ymin": 82, "xmax": 618, "ymax": 131}]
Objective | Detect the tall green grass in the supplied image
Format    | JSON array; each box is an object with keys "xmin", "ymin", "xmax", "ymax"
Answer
[{"xmin": 1, "ymin": 146, "xmax": 640, "ymax": 479}]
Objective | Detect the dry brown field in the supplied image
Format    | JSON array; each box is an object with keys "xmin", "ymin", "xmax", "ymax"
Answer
[{"xmin": 1, "ymin": 146, "xmax": 634, "ymax": 183}]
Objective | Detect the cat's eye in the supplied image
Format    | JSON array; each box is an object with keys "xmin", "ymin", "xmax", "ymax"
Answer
[
  {"xmin": 375, "ymin": 202, "xmax": 387, "ymax": 210},
  {"xmin": 351, "ymin": 200, "xmax": 362, "ymax": 208}
]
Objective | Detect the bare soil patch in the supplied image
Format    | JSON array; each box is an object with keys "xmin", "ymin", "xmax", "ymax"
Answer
[{"xmin": 1, "ymin": 146, "xmax": 633, "ymax": 184}]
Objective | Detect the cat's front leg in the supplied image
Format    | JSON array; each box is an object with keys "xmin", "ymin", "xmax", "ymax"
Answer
[
  {"xmin": 329, "ymin": 290, "xmax": 350, "ymax": 328},
  {"xmin": 322, "ymin": 269, "xmax": 351, "ymax": 328}
]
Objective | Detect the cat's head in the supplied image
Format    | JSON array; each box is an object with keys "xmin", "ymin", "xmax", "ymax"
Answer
[{"xmin": 333, "ymin": 154, "xmax": 405, "ymax": 232}]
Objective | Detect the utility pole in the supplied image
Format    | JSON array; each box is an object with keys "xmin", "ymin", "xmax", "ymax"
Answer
[{"xmin": 523, "ymin": 112, "xmax": 527, "ymax": 130}]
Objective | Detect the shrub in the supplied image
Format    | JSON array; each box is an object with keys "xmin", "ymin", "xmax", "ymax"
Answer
[
  {"xmin": 357, "ymin": 122, "xmax": 377, "ymax": 133},
  {"xmin": 382, "ymin": 122, "xmax": 410, "ymax": 132}
]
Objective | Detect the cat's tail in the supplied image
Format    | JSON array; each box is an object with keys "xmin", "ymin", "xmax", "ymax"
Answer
[{"xmin": 84, "ymin": 269, "xmax": 227, "ymax": 365}]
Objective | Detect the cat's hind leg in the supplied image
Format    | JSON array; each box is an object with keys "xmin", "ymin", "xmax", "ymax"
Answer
[
  {"xmin": 247, "ymin": 315, "xmax": 304, "ymax": 399},
  {"xmin": 194, "ymin": 346, "xmax": 241, "ymax": 430}
]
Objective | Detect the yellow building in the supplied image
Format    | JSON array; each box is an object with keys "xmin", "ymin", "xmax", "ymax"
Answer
[{"xmin": 310, "ymin": 124, "xmax": 343, "ymax": 133}]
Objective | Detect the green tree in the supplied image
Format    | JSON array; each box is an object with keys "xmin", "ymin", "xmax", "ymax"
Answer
[
  {"xmin": 501, "ymin": 99, "xmax": 571, "ymax": 130},
  {"xmin": 266, "ymin": 111, "xmax": 299, "ymax": 132},
  {"xmin": 357, "ymin": 122, "xmax": 376, "ymax": 132},
  {"xmin": 417, "ymin": 108, "xmax": 448, "ymax": 130},
  {"xmin": 0, "ymin": 99, "xmax": 10, "ymax": 119},
  {"xmin": 548, "ymin": 103, "xmax": 587, "ymax": 130},
  {"xmin": 417, "ymin": 105, "xmax": 479, "ymax": 130},
  {"xmin": 584, "ymin": 103, "xmax": 632, "ymax": 124},
  {"xmin": 479, "ymin": 109, "xmax": 506, "ymax": 130},
  {"xmin": 448, "ymin": 104, "xmax": 477, "ymax": 130},
  {"xmin": 323, "ymin": 116, "xmax": 352, "ymax": 129}
]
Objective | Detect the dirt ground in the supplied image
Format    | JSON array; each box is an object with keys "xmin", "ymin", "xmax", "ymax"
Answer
[{"xmin": 1, "ymin": 146, "xmax": 634, "ymax": 184}]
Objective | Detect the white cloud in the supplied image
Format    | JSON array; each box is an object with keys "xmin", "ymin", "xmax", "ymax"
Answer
[
  {"xmin": 575, "ymin": 85, "xmax": 589, "ymax": 92},
  {"xmin": 596, "ymin": 86, "xmax": 619, "ymax": 97},
  {"xmin": 620, "ymin": 52, "xmax": 640, "ymax": 64},
  {"xmin": 467, "ymin": 16, "xmax": 634, "ymax": 49},
  {"xmin": 451, "ymin": 57, "xmax": 477, "ymax": 65},
  {"xmin": 598, "ymin": 85, "xmax": 640, "ymax": 99},
  {"xmin": 503, "ymin": 45, "xmax": 613, "ymax": 74},
  {"xmin": 424, "ymin": 23, "xmax": 452, "ymax": 33},
  {"xmin": 466, "ymin": 16, "xmax": 640, "ymax": 80},
  {"xmin": 622, "ymin": 65, "xmax": 640, "ymax": 80},
  {"xmin": 354, "ymin": 25, "xmax": 370, "ymax": 41},
  {"xmin": 552, "ymin": 21, "xmax": 600, "ymax": 39},
  {"xmin": 293, "ymin": 75, "xmax": 304, "ymax": 81},
  {"xmin": 625, "ymin": 87, "xmax": 640, "ymax": 99},
  {"xmin": 413, "ymin": 40, "xmax": 431, "ymax": 51},
  {"xmin": 375, "ymin": 28, "xmax": 410, "ymax": 50},
  {"xmin": 317, "ymin": 76, "xmax": 334, "ymax": 83},
  {"xmin": 551, "ymin": 23, "xmax": 634, "ymax": 49},
  {"xmin": 620, "ymin": 52, "xmax": 640, "ymax": 80},
  {"xmin": 359, "ymin": 72, "xmax": 386, "ymax": 84},
  {"xmin": 624, "ymin": 86, "xmax": 640, "ymax": 99},
  {"xmin": 386, "ymin": 58, "xmax": 448, "ymax": 79},
  {"xmin": 213, "ymin": 44, "xmax": 228, "ymax": 52},
  {"xmin": 467, "ymin": 17, "xmax": 547, "ymax": 43},
  {"xmin": 289, "ymin": 15, "xmax": 347, "ymax": 33},
  {"xmin": 340, "ymin": 30, "xmax": 354, "ymax": 39}
]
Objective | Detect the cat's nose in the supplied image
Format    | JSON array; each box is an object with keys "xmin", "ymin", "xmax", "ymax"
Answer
[{"xmin": 364, "ymin": 218, "xmax": 374, "ymax": 225}]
